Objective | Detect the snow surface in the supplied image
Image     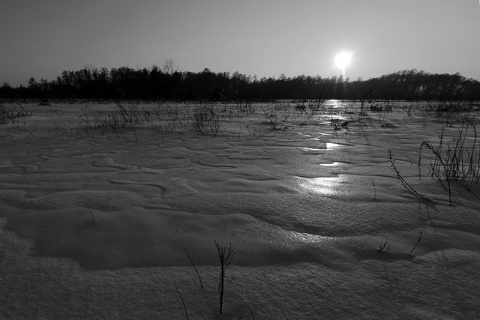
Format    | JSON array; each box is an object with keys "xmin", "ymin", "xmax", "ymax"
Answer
[{"xmin": 1, "ymin": 101, "xmax": 480, "ymax": 319}]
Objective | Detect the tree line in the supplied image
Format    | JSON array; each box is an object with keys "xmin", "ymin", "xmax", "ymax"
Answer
[{"xmin": 1, "ymin": 64, "xmax": 479, "ymax": 101}]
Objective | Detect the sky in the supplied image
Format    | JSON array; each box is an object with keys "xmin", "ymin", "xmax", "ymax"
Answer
[{"xmin": 1, "ymin": 0, "xmax": 480, "ymax": 87}]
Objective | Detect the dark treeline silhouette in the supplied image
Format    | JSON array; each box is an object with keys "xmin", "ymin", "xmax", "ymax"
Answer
[{"xmin": 1, "ymin": 66, "xmax": 479, "ymax": 101}]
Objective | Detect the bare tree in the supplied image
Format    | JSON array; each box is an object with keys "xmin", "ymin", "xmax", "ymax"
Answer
[{"xmin": 162, "ymin": 58, "xmax": 178, "ymax": 75}]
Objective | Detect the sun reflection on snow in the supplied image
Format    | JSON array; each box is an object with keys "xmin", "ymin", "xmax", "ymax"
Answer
[
  {"xmin": 319, "ymin": 162, "xmax": 346, "ymax": 167},
  {"xmin": 301, "ymin": 147, "xmax": 323, "ymax": 152},
  {"xmin": 326, "ymin": 142, "xmax": 341, "ymax": 150},
  {"xmin": 298, "ymin": 177, "xmax": 341, "ymax": 196},
  {"xmin": 324, "ymin": 99, "xmax": 343, "ymax": 108}
]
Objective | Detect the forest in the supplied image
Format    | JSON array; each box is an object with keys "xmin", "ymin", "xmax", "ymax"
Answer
[{"xmin": 1, "ymin": 63, "xmax": 479, "ymax": 101}]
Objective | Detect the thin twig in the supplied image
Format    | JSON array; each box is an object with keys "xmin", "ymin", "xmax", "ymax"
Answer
[
  {"xmin": 176, "ymin": 289, "xmax": 189, "ymax": 320},
  {"xmin": 409, "ymin": 231, "xmax": 422, "ymax": 256},
  {"xmin": 183, "ymin": 247, "xmax": 204, "ymax": 288},
  {"xmin": 88, "ymin": 209, "xmax": 95, "ymax": 222},
  {"xmin": 389, "ymin": 150, "xmax": 426, "ymax": 200}
]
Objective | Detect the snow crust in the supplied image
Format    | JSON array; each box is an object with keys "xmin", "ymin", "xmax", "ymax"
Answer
[{"xmin": 1, "ymin": 101, "xmax": 480, "ymax": 319}]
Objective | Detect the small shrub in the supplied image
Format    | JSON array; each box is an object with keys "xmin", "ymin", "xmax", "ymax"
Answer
[
  {"xmin": 0, "ymin": 104, "xmax": 30, "ymax": 125},
  {"xmin": 214, "ymin": 240, "xmax": 235, "ymax": 314},
  {"xmin": 191, "ymin": 104, "xmax": 222, "ymax": 135},
  {"xmin": 419, "ymin": 118, "xmax": 480, "ymax": 204}
]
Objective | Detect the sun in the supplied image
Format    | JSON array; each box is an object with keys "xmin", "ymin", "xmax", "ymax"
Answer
[
  {"xmin": 334, "ymin": 51, "xmax": 352, "ymax": 77},
  {"xmin": 334, "ymin": 52, "xmax": 352, "ymax": 69}
]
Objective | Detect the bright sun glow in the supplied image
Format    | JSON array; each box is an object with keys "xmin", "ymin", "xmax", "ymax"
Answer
[
  {"xmin": 334, "ymin": 52, "xmax": 352, "ymax": 77},
  {"xmin": 334, "ymin": 52, "xmax": 352, "ymax": 69}
]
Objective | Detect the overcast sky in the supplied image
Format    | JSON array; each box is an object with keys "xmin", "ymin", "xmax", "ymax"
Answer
[{"xmin": 1, "ymin": 0, "xmax": 479, "ymax": 87}]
